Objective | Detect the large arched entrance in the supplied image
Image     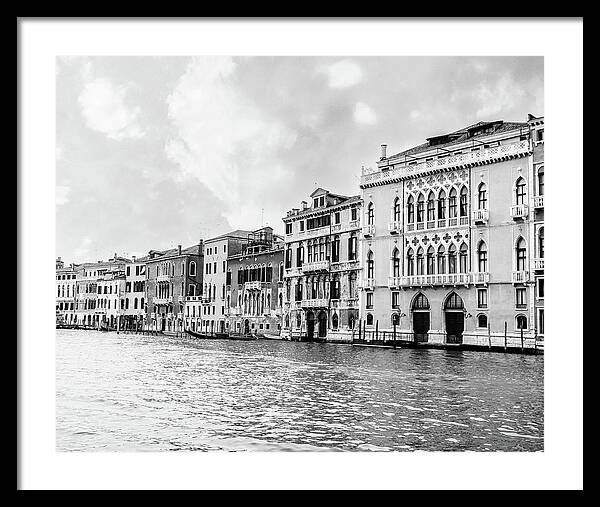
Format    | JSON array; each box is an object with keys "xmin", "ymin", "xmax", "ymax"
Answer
[
  {"xmin": 444, "ymin": 292, "xmax": 464, "ymax": 344},
  {"xmin": 317, "ymin": 310, "xmax": 327, "ymax": 338},
  {"xmin": 412, "ymin": 293, "xmax": 430, "ymax": 343},
  {"xmin": 306, "ymin": 311, "xmax": 315, "ymax": 339}
]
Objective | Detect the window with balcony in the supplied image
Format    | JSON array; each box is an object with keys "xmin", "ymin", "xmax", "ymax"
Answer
[
  {"xmin": 438, "ymin": 190, "xmax": 446, "ymax": 220},
  {"xmin": 393, "ymin": 197, "xmax": 401, "ymax": 222},
  {"xmin": 449, "ymin": 188, "xmax": 457, "ymax": 218},
  {"xmin": 516, "ymin": 237, "xmax": 527, "ymax": 271},
  {"xmin": 459, "ymin": 243, "xmax": 468, "ymax": 273},
  {"xmin": 426, "ymin": 246, "xmax": 435, "ymax": 275},
  {"xmin": 448, "ymin": 244, "xmax": 457, "ymax": 274},
  {"xmin": 367, "ymin": 251, "xmax": 374, "ymax": 279},
  {"xmin": 437, "ymin": 245, "xmax": 446, "ymax": 274},
  {"xmin": 416, "ymin": 193, "xmax": 425, "ymax": 223},
  {"xmin": 416, "ymin": 247, "xmax": 424, "ymax": 275},
  {"xmin": 427, "ymin": 192, "xmax": 435, "ymax": 221},
  {"xmin": 459, "ymin": 186, "xmax": 468, "ymax": 217},
  {"xmin": 392, "ymin": 248, "xmax": 400, "ymax": 277},
  {"xmin": 407, "ymin": 248, "xmax": 414, "ymax": 276},
  {"xmin": 478, "ymin": 241, "xmax": 488, "ymax": 272},
  {"xmin": 367, "ymin": 202, "xmax": 374, "ymax": 225},
  {"xmin": 478, "ymin": 183, "xmax": 488, "ymax": 209},
  {"xmin": 477, "ymin": 288, "xmax": 488, "ymax": 308},
  {"xmin": 407, "ymin": 195, "xmax": 415, "ymax": 224},
  {"xmin": 515, "ymin": 177, "xmax": 527, "ymax": 205}
]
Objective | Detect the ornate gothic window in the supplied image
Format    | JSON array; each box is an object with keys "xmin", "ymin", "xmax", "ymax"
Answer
[
  {"xmin": 393, "ymin": 197, "xmax": 401, "ymax": 222},
  {"xmin": 459, "ymin": 243, "xmax": 468, "ymax": 273},
  {"xmin": 448, "ymin": 244, "xmax": 457, "ymax": 274},
  {"xmin": 392, "ymin": 248, "xmax": 400, "ymax": 277},
  {"xmin": 427, "ymin": 192, "xmax": 435, "ymax": 221},
  {"xmin": 478, "ymin": 183, "xmax": 487, "ymax": 209},
  {"xmin": 459, "ymin": 186, "xmax": 468, "ymax": 216},
  {"xmin": 516, "ymin": 237, "xmax": 527, "ymax": 271},
  {"xmin": 367, "ymin": 202, "xmax": 374, "ymax": 225},
  {"xmin": 438, "ymin": 190, "xmax": 446, "ymax": 219},
  {"xmin": 407, "ymin": 195, "xmax": 415, "ymax": 224},
  {"xmin": 407, "ymin": 248, "xmax": 415, "ymax": 276},
  {"xmin": 427, "ymin": 246, "xmax": 435, "ymax": 275},
  {"xmin": 478, "ymin": 241, "xmax": 488, "ymax": 272},
  {"xmin": 515, "ymin": 177, "xmax": 526, "ymax": 205},
  {"xmin": 437, "ymin": 245, "xmax": 446, "ymax": 274},
  {"xmin": 449, "ymin": 188, "xmax": 457, "ymax": 218},
  {"xmin": 367, "ymin": 250, "xmax": 374, "ymax": 279},
  {"xmin": 416, "ymin": 193, "xmax": 425, "ymax": 222}
]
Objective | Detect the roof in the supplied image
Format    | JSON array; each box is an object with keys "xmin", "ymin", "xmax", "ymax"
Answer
[
  {"xmin": 205, "ymin": 229, "xmax": 254, "ymax": 243},
  {"xmin": 388, "ymin": 120, "xmax": 528, "ymax": 160},
  {"xmin": 146, "ymin": 243, "xmax": 202, "ymax": 261},
  {"xmin": 284, "ymin": 194, "xmax": 361, "ymax": 220}
]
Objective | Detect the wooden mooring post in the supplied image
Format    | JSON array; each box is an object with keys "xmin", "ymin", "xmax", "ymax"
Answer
[
  {"xmin": 393, "ymin": 322, "xmax": 397, "ymax": 349},
  {"xmin": 520, "ymin": 326, "xmax": 524, "ymax": 352},
  {"xmin": 504, "ymin": 321, "xmax": 507, "ymax": 352}
]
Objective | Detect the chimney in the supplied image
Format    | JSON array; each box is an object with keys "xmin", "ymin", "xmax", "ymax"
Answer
[
  {"xmin": 198, "ymin": 240, "xmax": 203, "ymax": 256},
  {"xmin": 178, "ymin": 244, "xmax": 182, "ymax": 255},
  {"xmin": 132, "ymin": 255, "xmax": 136, "ymax": 262},
  {"xmin": 301, "ymin": 200, "xmax": 308, "ymax": 210},
  {"xmin": 380, "ymin": 144, "xmax": 387, "ymax": 160}
]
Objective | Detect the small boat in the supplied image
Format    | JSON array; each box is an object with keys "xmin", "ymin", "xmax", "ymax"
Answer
[
  {"xmin": 185, "ymin": 329, "xmax": 211, "ymax": 339},
  {"xmin": 262, "ymin": 332, "xmax": 282, "ymax": 340}
]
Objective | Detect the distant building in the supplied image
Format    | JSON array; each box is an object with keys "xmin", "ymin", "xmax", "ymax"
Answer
[
  {"xmin": 281, "ymin": 188, "xmax": 362, "ymax": 341},
  {"xmin": 55, "ymin": 257, "xmax": 78, "ymax": 325},
  {"xmin": 145, "ymin": 242, "xmax": 204, "ymax": 333},
  {"xmin": 225, "ymin": 227, "xmax": 285, "ymax": 336},
  {"xmin": 198, "ymin": 230, "xmax": 252, "ymax": 335},
  {"xmin": 358, "ymin": 115, "xmax": 544, "ymax": 349},
  {"xmin": 120, "ymin": 255, "xmax": 148, "ymax": 331}
]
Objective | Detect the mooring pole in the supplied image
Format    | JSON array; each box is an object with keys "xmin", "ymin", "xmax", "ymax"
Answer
[
  {"xmin": 375, "ymin": 320, "xmax": 379, "ymax": 343},
  {"xmin": 520, "ymin": 326, "xmax": 524, "ymax": 352},
  {"xmin": 504, "ymin": 321, "xmax": 507, "ymax": 352},
  {"xmin": 393, "ymin": 322, "xmax": 397, "ymax": 349}
]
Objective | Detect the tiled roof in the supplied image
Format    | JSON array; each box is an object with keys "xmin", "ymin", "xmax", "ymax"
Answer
[
  {"xmin": 388, "ymin": 120, "xmax": 528, "ymax": 160},
  {"xmin": 206, "ymin": 229, "xmax": 254, "ymax": 242}
]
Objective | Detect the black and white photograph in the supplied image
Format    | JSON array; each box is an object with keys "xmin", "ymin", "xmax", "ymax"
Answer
[{"xmin": 18, "ymin": 18, "xmax": 583, "ymax": 490}]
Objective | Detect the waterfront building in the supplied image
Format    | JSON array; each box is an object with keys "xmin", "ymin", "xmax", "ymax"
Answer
[
  {"xmin": 281, "ymin": 188, "xmax": 362, "ymax": 342},
  {"xmin": 121, "ymin": 255, "xmax": 147, "ymax": 331},
  {"xmin": 225, "ymin": 227, "xmax": 285, "ymax": 335},
  {"xmin": 358, "ymin": 115, "xmax": 544, "ymax": 349},
  {"xmin": 73, "ymin": 256, "xmax": 128, "ymax": 327},
  {"xmin": 198, "ymin": 230, "xmax": 252, "ymax": 335},
  {"xmin": 96, "ymin": 257, "xmax": 128, "ymax": 329},
  {"xmin": 145, "ymin": 242, "xmax": 204, "ymax": 333},
  {"xmin": 55, "ymin": 257, "xmax": 78, "ymax": 325}
]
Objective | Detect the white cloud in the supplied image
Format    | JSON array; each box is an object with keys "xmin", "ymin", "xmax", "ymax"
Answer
[
  {"xmin": 325, "ymin": 59, "xmax": 363, "ymax": 89},
  {"xmin": 475, "ymin": 74, "xmax": 526, "ymax": 119},
  {"xmin": 166, "ymin": 56, "xmax": 297, "ymax": 229},
  {"xmin": 78, "ymin": 63, "xmax": 144, "ymax": 141},
  {"xmin": 353, "ymin": 102, "xmax": 377, "ymax": 125},
  {"xmin": 56, "ymin": 185, "xmax": 71, "ymax": 206}
]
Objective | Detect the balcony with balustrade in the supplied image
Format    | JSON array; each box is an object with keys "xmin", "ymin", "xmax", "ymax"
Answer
[
  {"xmin": 388, "ymin": 221, "xmax": 402, "ymax": 234},
  {"xmin": 472, "ymin": 209, "xmax": 489, "ymax": 225},
  {"xmin": 361, "ymin": 278, "xmax": 375, "ymax": 290},
  {"xmin": 472, "ymin": 272, "xmax": 490, "ymax": 285},
  {"xmin": 156, "ymin": 274, "xmax": 170, "ymax": 283},
  {"xmin": 388, "ymin": 276, "xmax": 402, "ymax": 289},
  {"xmin": 510, "ymin": 204, "xmax": 529, "ymax": 219},
  {"xmin": 511, "ymin": 270, "xmax": 530, "ymax": 283},
  {"xmin": 533, "ymin": 195, "xmax": 544, "ymax": 209},
  {"xmin": 153, "ymin": 296, "xmax": 173, "ymax": 305},
  {"xmin": 244, "ymin": 281, "xmax": 264, "ymax": 291},
  {"xmin": 400, "ymin": 273, "xmax": 472, "ymax": 287},
  {"xmin": 284, "ymin": 266, "xmax": 302, "ymax": 278},
  {"xmin": 533, "ymin": 258, "xmax": 545, "ymax": 271},
  {"xmin": 300, "ymin": 298, "xmax": 329, "ymax": 308},
  {"xmin": 301, "ymin": 260, "xmax": 330, "ymax": 273},
  {"xmin": 362, "ymin": 224, "xmax": 375, "ymax": 237}
]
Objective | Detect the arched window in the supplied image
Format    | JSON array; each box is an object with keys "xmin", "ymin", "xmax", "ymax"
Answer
[
  {"xmin": 416, "ymin": 193, "xmax": 425, "ymax": 222},
  {"xmin": 416, "ymin": 247, "xmax": 424, "ymax": 275},
  {"xmin": 445, "ymin": 292, "xmax": 464, "ymax": 310},
  {"xmin": 366, "ymin": 313, "xmax": 374, "ymax": 326},
  {"xmin": 392, "ymin": 248, "xmax": 400, "ymax": 277},
  {"xmin": 407, "ymin": 248, "xmax": 415, "ymax": 276},
  {"xmin": 393, "ymin": 197, "xmax": 401, "ymax": 222},
  {"xmin": 426, "ymin": 246, "xmax": 435, "ymax": 275},
  {"xmin": 515, "ymin": 177, "xmax": 526, "ymax": 205},
  {"xmin": 448, "ymin": 244, "xmax": 457, "ymax": 274},
  {"xmin": 438, "ymin": 190, "xmax": 446, "ymax": 219},
  {"xmin": 140, "ymin": 297, "xmax": 144, "ymax": 309},
  {"xmin": 478, "ymin": 241, "xmax": 488, "ymax": 272},
  {"xmin": 459, "ymin": 186, "xmax": 468, "ymax": 216},
  {"xmin": 412, "ymin": 293, "xmax": 430, "ymax": 310},
  {"xmin": 407, "ymin": 195, "xmax": 415, "ymax": 224},
  {"xmin": 477, "ymin": 314, "xmax": 488, "ymax": 329},
  {"xmin": 478, "ymin": 183, "xmax": 487, "ymax": 209},
  {"xmin": 516, "ymin": 314, "xmax": 528, "ymax": 330},
  {"xmin": 367, "ymin": 250, "xmax": 374, "ymax": 279},
  {"xmin": 538, "ymin": 167, "xmax": 544, "ymax": 196},
  {"xmin": 437, "ymin": 245, "xmax": 446, "ymax": 274},
  {"xmin": 367, "ymin": 202, "xmax": 374, "ymax": 225},
  {"xmin": 459, "ymin": 243, "xmax": 468, "ymax": 273},
  {"xmin": 427, "ymin": 192, "xmax": 435, "ymax": 221},
  {"xmin": 189, "ymin": 262, "xmax": 196, "ymax": 277},
  {"xmin": 448, "ymin": 188, "xmax": 457, "ymax": 218},
  {"xmin": 516, "ymin": 237, "xmax": 527, "ymax": 271}
]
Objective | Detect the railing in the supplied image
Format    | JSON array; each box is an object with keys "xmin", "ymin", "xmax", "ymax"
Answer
[
  {"xmin": 426, "ymin": 220, "xmax": 435, "ymax": 229},
  {"xmin": 301, "ymin": 260, "xmax": 330, "ymax": 273},
  {"xmin": 229, "ymin": 307, "xmax": 242, "ymax": 316},
  {"xmin": 472, "ymin": 209, "xmax": 489, "ymax": 224},
  {"xmin": 361, "ymin": 140, "xmax": 530, "ymax": 186},
  {"xmin": 510, "ymin": 204, "xmax": 529, "ymax": 219},
  {"xmin": 472, "ymin": 272, "xmax": 490, "ymax": 284},
  {"xmin": 244, "ymin": 281, "xmax": 264, "ymax": 291},
  {"xmin": 459, "ymin": 216, "xmax": 469, "ymax": 225},
  {"xmin": 284, "ymin": 267, "xmax": 302, "ymax": 277},
  {"xmin": 388, "ymin": 221, "xmax": 402, "ymax": 234},
  {"xmin": 406, "ymin": 223, "xmax": 415, "ymax": 232},
  {"xmin": 185, "ymin": 295, "xmax": 203, "ymax": 302},
  {"xmin": 533, "ymin": 195, "xmax": 544, "ymax": 208},
  {"xmin": 533, "ymin": 258, "xmax": 545, "ymax": 270},
  {"xmin": 400, "ymin": 273, "xmax": 471, "ymax": 286},
  {"xmin": 153, "ymin": 296, "xmax": 173, "ymax": 304},
  {"xmin": 437, "ymin": 219, "xmax": 446, "ymax": 228},
  {"xmin": 330, "ymin": 260, "xmax": 360, "ymax": 272},
  {"xmin": 512, "ymin": 270, "xmax": 529, "ymax": 283},
  {"xmin": 362, "ymin": 278, "xmax": 375, "ymax": 290},
  {"xmin": 300, "ymin": 298, "xmax": 329, "ymax": 308},
  {"xmin": 362, "ymin": 224, "xmax": 375, "ymax": 237},
  {"xmin": 388, "ymin": 276, "xmax": 402, "ymax": 288},
  {"xmin": 156, "ymin": 274, "xmax": 170, "ymax": 282}
]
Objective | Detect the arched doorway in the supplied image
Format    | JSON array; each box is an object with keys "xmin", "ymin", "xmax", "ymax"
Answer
[
  {"xmin": 444, "ymin": 292, "xmax": 464, "ymax": 344},
  {"xmin": 306, "ymin": 311, "xmax": 315, "ymax": 339},
  {"xmin": 317, "ymin": 311, "xmax": 327, "ymax": 338},
  {"xmin": 412, "ymin": 293, "xmax": 430, "ymax": 343}
]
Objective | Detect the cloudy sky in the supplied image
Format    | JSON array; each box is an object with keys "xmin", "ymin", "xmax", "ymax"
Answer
[{"xmin": 56, "ymin": 56, "xmax": 543, "ymax": 263}]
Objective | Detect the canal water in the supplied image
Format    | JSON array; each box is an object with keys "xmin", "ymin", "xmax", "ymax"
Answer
[{"xmin": 56, "ymin": 329, "xmax": 544, "ymax": 452}]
